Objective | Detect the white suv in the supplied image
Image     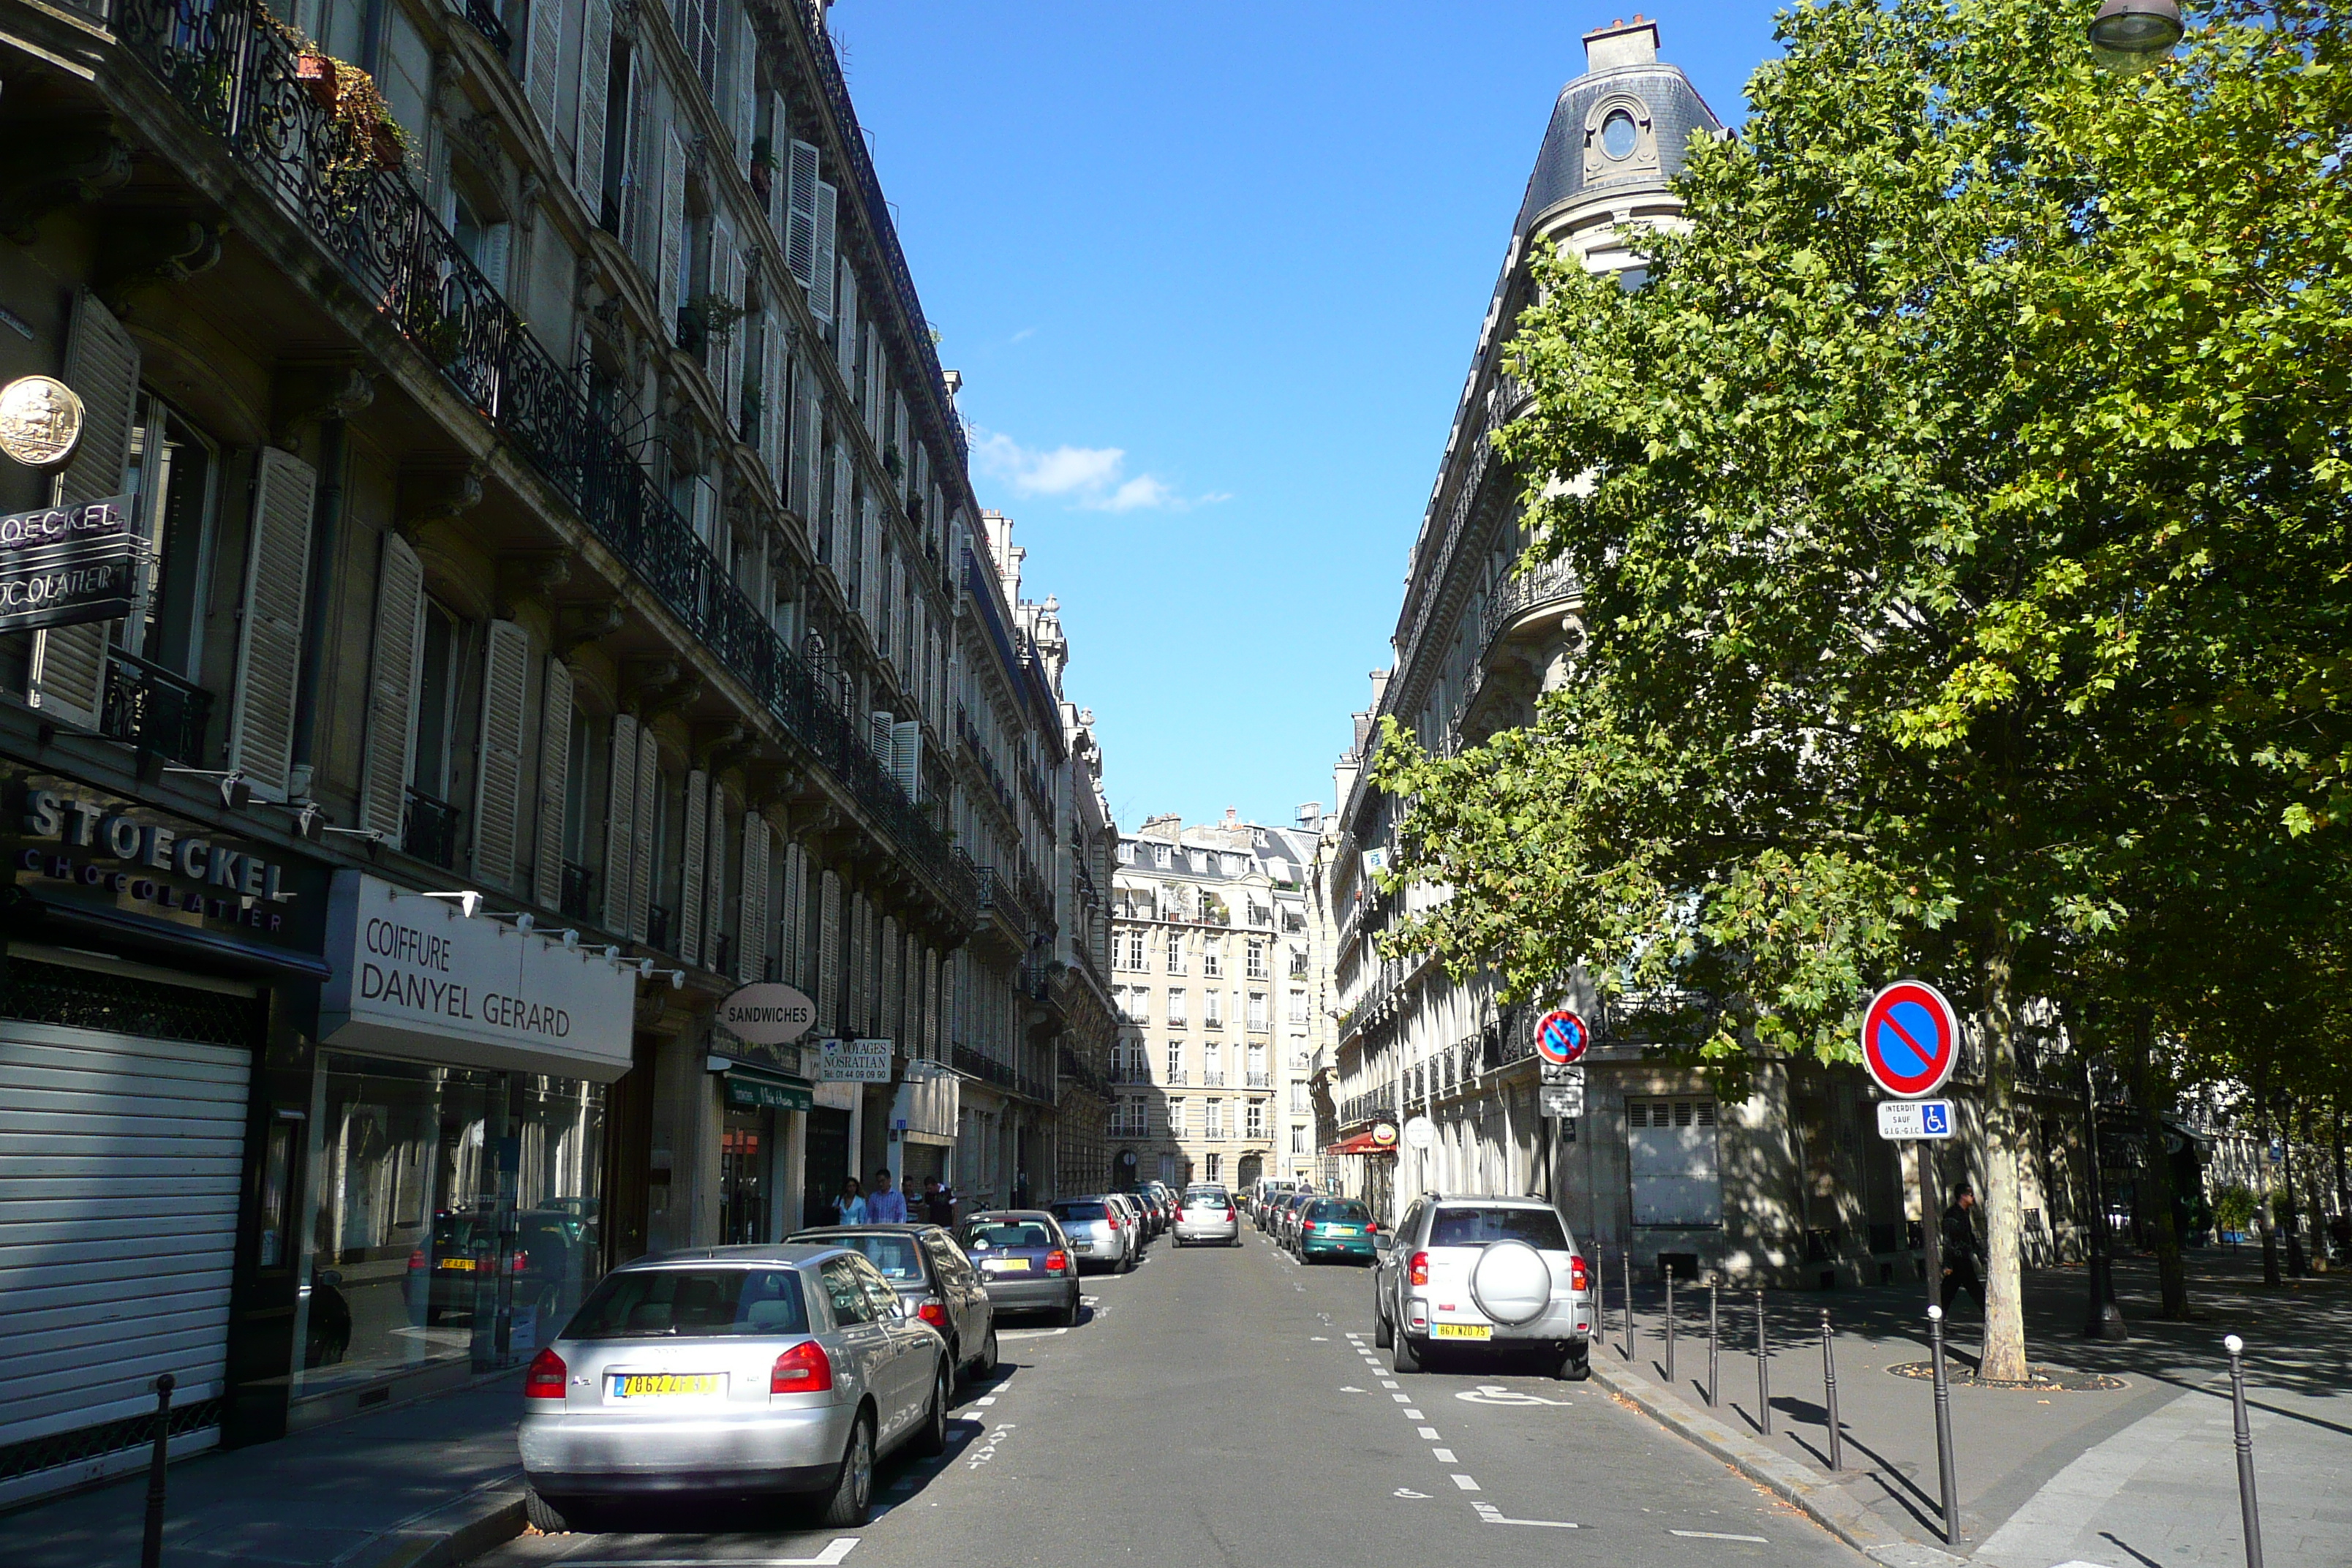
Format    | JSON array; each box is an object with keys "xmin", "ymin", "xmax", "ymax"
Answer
[{"xmin": 1371, "ymin": 1195, "xmax": 1592, "ymax": 1379}]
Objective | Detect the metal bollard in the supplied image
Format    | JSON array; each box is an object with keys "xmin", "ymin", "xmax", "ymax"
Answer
[
  {"xmin": 1821, "ymin": 1308, "xmax": 1842, "ymax": 1471},
  {"xmin": 1929, "ymin": 1304, "xmax": 1960, "ymax": 1546},
  {"xmin": 142, "ymin": 1372, "xmax": 175, "ymax": 1568},
  {"xmin": 1708, "ymin": 1280, "xmax": 1720, "ymax": 1408},
  {"xmin": 1624, "ymin": 1248, "xmax": 1636, "ymax": 1361},
  {"xmin": 1756, "ymin": 1289, "xmax": 1772, "ymax": 1435},
  {"xmin": 1664, "ymin": 1265, "xmax": 1676, "ymax": 1387},
  {"xmin": 2224, "ymin": 1335, "xmax": 2264, "ymax": 1568}
]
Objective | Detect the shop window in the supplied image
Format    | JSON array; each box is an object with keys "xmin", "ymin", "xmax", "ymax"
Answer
[{"xmin": 290, "ymin": 1055, "xmax": 605, "ymax": 1401}]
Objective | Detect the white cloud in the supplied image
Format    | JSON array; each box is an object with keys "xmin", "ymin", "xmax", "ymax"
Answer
[{"xmin": 972, "ymin": 429, "xmax": 1224, "ymax": 513}]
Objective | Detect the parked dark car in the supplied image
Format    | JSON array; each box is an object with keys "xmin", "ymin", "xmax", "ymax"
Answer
[
  {"xmin": 404, "ymin": 1207, "xmax": 594, "ymax": 1327},
  {"xmin": 788, "ymin": 1224, "xmax": 998, "ymax": 1382},
  {"xmin": 957, "ymin": 1210, "xmax": 1082, "ymax": 1324}
]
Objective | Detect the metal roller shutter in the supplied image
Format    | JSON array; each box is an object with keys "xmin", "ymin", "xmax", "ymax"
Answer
[{"xmin": 0, "ymin": 965, "xmax": 255, "ymax": 1504}]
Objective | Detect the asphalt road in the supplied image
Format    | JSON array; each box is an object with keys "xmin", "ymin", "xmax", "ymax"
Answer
[{"xmin": 475, "ymin": 1225, "xmax": 1866, "ymax": 1568}]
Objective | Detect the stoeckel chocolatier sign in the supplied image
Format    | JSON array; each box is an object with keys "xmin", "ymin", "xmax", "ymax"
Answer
[
  {"xmin": 6, "ymin": 770, "xmax": 328, "ymax": 954},
  {"xmin": 0, "ymin": 496, "xmax": 140, "ymax": 633}
]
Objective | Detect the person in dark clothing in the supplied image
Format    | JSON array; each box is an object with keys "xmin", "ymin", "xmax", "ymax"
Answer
[
  {"xmin": 921, "ymin": 1177, "xmax": 957, "ymax": 1226},
  {"xmin": 1941, "ymin": 1186, "xmax": 1986, "ymax": 1311}
]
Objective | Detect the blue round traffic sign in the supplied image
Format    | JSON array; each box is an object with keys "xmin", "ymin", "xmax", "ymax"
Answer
[
  {"xmin": 1861, "ymin": 981, "xmax": 1959, "ymax": 1098},
  {"xmin": 1534, "ymin": 1009, "xmax": 1589, "ymax": 1066}
]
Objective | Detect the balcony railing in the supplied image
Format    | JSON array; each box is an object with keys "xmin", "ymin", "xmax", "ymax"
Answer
[
  {"xmin": 1201, "ymin": 1071, "xmax": 1225, "ymax": 1087},
  {"xmin": 402, "ymin": 788, "xmax": 461, "ymax": 869},
  {"xmin": 1246, "ymin": 1073, "xmax": 1271, "ymax": 1088},
  {"xmin": 115, "ymin": 0, "xmax": 973, "ymax": 930},
  {"xmin": 976, "ymin": 864, "xmax": 1040, "ymax": 942},
  {"xmin": 99, "ymin": 649, "xmax": 211, "ymax": 766},
  {"xmin": 1480, "ymin": 556, "xmax": 1580, "ymax": 656},
  {"xmin": 461, "ymin": 0, "xmax": 511, "ymax": 57}
]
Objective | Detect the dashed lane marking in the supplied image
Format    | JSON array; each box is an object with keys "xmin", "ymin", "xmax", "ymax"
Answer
[
  {"xmin": 1432, "ymin": 1447, "xmax": 1456, "ymax": 1462},
  {"xmin": 1393, "ymin": 1488, "xmax": 1430, "ymax": 1499},
  {"xmin": 1417, "ymin": 1427, "xmax": 1441, "ymax": 1439},
  {"xmin": 1669, "ymin": 1531, "xmax": 1769, "ymax": 1542},
  {"xmin": 1451, "ymin": 1474, "xmax": 1481, "ymax": 1491},
  {"xmin": 1340, "ymin": 1386, "xmax": 1368, "ymax": 1394},
  {"xmin": 1403, "ymin": 1409, "xmax": 1424, "ymax": 1419},
  {"xmin": 1392, "ymin": 1394, "xmax": 1412, "ymax": 1403},
  {"xmin": 575, "ymin": 1544, "xmax": 860, "ymax": 1567},
  {"xmin": 1379, "ymin": 1379, "xmax": 1401, "ymax": 1389},
  {"xmin": 1474, "ymin": 1502, "xmax": 1579, "ymax": 1530},
  {"xmin": 976, "ymin": 1395, "xmax": 998, "ymax": 1406}
]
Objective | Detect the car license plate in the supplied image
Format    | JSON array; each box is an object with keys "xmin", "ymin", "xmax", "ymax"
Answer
[
  {"xmin": 1326, "ymin": 1226, "xmax": 1357, "ymax": 1235},
  {"xmin": 1433, "ymin": 1324, "xmax": 1492, "ymax": 1340},
  {"xmin": 609, "ymin": 1373, "xmax": 723, "ymax": 1398},
  {"xmin": 985, "ymin": 1258, "xmax": 1032, "ymax": 1272},
  {"xmin": 440, "ymin": 1256, "xmax": 478, "ymax": 1271}
]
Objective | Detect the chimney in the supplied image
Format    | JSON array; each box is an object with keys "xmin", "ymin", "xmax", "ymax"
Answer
[
  {"xmin": 943, "ymin": 369, "xmax": 962, "ymax": 404},
  {"xmin": 1583, "ymin": 14, "xmax": 1659, "ymax": 72},
  {"xmin": 1368, "ymin": 666, "xmax": 1392, "ymax": 712}
]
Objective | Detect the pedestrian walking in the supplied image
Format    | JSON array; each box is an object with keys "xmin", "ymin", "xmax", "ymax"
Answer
[
  {"xmin": 867, "ymin": 1167, "xmax": 908, "ymax": 1223},
  {"xmin": 831, "ymin": 1177, "xmax": 867, "ymax": 1225},
  {"xmin": 922, "ymin": 1177, "xmax": 958, "ymax": 1225},
  {"xmin": 1941, "ymin": 1184, "xmax": 1986, "ymax": 1311}
]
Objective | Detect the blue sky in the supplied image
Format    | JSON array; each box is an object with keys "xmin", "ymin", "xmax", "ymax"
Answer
[{"xmin": 827, "ymin": 1, "xmax": 1785, "ymax": 834}]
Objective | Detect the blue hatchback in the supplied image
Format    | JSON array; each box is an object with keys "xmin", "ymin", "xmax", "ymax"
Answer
[{"xmin": 1296, "ymin": 1198, "xmax": 1381, "ymax": 1264}]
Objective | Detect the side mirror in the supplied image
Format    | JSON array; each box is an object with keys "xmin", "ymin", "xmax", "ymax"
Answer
[{"xmin": 1372, "ymin": 1232, "xmax": 1395, "ymax": 1253}]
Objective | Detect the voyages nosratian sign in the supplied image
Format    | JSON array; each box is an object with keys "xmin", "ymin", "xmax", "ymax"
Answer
[{"xmin": 0, "ymin": 496, "xmax": 140, "ymax": 633}]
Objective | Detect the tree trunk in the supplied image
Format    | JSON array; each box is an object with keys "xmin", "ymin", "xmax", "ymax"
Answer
[
  {"xmin": 2126, "ymin": 1008, "xmax": 2188, "ymax": 1318},
  {"xmin": 2253, "ymin": 1055, "xmax": 2280, "ymax": 1288},
  {"xmin": 1978, "ymin": 935, "xmax": 2029, "ymax": 1382}
]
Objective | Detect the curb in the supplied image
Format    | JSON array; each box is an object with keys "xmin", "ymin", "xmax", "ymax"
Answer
[
  {"xmin": 1587, "ymin": 1357, "xmax": 1967, "ymax": 1568},
  {"xmin": 339, "ymin": 1485, "xmax": 527, "ymax": 1568}
]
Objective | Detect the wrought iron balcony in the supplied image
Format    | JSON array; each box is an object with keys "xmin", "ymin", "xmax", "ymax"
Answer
[
  {"xmin": 1480, "ymin": 556, "xmax": 1580, "ymax": 656},
  {"xmin": 976, "ymin": 865, "xmax": 1039, "ymax": 943},
  {"xmin": 402, "ymin": 788, "xmax": 461, "ymax": 870},
  {"xmin": 462, "ymin": 0, "xmax": 512, "ymax": 57},
  {"xmin": 99, "ymin": 650, "xmax": 211, "ymax": 766},
  {"xmin": 113, "ymin": 0, "xmax": 974, "ymax": 930}
]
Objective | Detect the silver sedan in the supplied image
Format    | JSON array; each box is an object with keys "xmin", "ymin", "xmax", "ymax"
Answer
[
  {"xmin": 518, "ymin": 1244, "xmax": 950, "ymax": 1531},
  {"xmin": 1172, "ymin": 1185, "xmax": 1240, "ymax": 1246}
]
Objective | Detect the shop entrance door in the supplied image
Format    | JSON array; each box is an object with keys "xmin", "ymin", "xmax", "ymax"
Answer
[
  {"xmin": 721, "ymin": 1106, "xmax": 772, "ymax": 1244},
  {"xmin": 803, "ymin": 1107, "xmax": 851, "ymax": 1227}
]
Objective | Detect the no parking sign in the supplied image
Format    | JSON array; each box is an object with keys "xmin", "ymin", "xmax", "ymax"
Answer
[{"xmin": 1860, "ymin": 980, "xmax": 1960, "ymax": 1098}]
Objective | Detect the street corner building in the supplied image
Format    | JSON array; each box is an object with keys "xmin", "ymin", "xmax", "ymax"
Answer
[
  {"xmin": 1312, "ymin": 18, "xmax": 2122, "ymax": 1290},
  {"xmin": 1105, "ymin": 808, "xmax": 1331, "ymax": 1195},
  {"xmin": 0, "ymin": 0, "xmax": 1113, "ymax": 1505}
]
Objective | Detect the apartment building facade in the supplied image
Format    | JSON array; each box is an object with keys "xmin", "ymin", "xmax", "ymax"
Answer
[
  {"xmin": 0, "ymin": 0, "xmax": 1094, "ymax": 1499},
  {"xmin": 1319, "ymin": 19, "xmax": 2108, "ymax": 1292},
  {"xmin": 1107, "ymin": 812, "xmax": 1323, "ymax": 1194}
]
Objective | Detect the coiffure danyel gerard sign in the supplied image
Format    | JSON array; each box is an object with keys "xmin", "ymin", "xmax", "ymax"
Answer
[{"xmin": 322, "ymin": 871, "xmax": 635, "ymax": 1082}]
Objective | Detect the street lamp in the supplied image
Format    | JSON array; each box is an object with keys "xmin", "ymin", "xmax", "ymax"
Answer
[{"xmin": 2087, "ymin": 0, "xmax": 2185, "ymax": 70}]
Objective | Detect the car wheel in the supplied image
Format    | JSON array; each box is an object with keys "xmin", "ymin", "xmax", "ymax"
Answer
[
  {"xmin": 816, "ymin": 1412, "xmax": 874, "ymax": 1527},
  {"xmin": 1392, "ymin": 1332, "xmax": 1422, "ymax": 1374},
  {"xmin": 911, "ymin": 1362, "xmax": 951, "ymax": 1457},
  {"xmin": 1119, "ymin": 1248, "xmax": 1137, "ymax": 1275},
  {"xmin": 976, "ymin": 1325, "xmax": 999, "ymax": 1377},
  {"xmin": 1557, "ymin": 1346, "xmax": 1592, "ymax": 1382},
  {"xmin": 524, "ymin": 1487, "xmax": 572, "ymax": 1534},
  {"xmin": 1373, "ymin": 1303, "xmax": 1394, "ymax": 1349},
  {"xmin": 1057, "ymin": 1291, "xmax": 1079, "ymax": 1327}
]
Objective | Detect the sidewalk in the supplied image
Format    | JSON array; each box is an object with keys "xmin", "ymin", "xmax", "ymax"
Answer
[
  {"xmin": 1592, "ymin": 1248, "xmax": 2351, "ymax": 1567},
  {"xmin": 7, "ymin": 1374, "xmax": 528, "ymax": 1568}
]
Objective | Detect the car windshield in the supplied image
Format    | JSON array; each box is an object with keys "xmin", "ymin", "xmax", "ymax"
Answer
[
  {"xmin": 1052, "ymin": 1202, "xmax": 1108, "ymax": 1223},
  {"xmin": 1184, "ymin": 1188, "xmax": 1229, "ymax": 1207},
  {"xmin": 965, "ymin": 1221, "xmax": 1054, "ymax": 1251},
  {"xmin": 565, "ymin": 1267, "xmax": 810, "ymax": 1339},
  {"xmin": 1428, "ymin": 1207, "xmax": 1570, "ymax": 1250},
  {"xmin": 826, "ymin": 1234, "xmax": 927, "ymax": 1282},
  {"xmin": 1309, "ymin": 1200, "xmax": 1371, "ymax": 1223}
]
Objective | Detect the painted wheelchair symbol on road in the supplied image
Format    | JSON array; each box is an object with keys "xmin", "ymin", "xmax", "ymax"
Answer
[{"xmin": 1456, "ymin": 1384, "xmax": 1573, "ymax": 1407}]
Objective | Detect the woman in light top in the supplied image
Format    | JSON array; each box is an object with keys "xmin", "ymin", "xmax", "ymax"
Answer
[{"xmin": 832, "ymin": 1177, "xmax": 867, "ymax": 1225}]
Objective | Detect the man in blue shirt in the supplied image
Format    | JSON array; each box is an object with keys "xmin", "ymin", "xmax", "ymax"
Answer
[{"xmin": 866, "ymin": 1166, "xmax": 908, "ymax": 1223}]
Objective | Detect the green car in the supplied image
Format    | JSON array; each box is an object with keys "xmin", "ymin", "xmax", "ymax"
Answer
[{"xmin": 1296, "ymin": 1198, "xmax": 1381, "ymax": 1264}]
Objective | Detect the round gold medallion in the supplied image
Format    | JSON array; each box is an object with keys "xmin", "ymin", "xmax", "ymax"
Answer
[{"xmin": 0, "ymin": 375, "xmax": 86, "ymax": 468}]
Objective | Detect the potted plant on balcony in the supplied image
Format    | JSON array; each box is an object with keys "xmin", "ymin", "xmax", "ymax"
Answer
[
  {"xmin": 748, "ymin": 136, "xmax": 777, "ymax": 203},
  {"xmin": 679, "ymin": 292, "xmax": 745, "ymax": 353}
]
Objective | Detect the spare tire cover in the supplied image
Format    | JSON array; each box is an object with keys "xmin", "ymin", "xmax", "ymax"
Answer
[{"xmin": 1469, "ymin": 1240, "xmax": 1551, "ymax": 1325}]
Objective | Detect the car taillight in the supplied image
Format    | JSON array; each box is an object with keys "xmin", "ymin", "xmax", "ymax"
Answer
[
  {"xmin": 1569, "ymin": 1255, "xmax": 1589, "ymax": 1292},
  {"xmin": 1366, "ymin": 1223, "xmax": 1380, "ymax": 1235},
  {"xmin": 917, "ymin": 1301, "xmax": 950, "ymax": 1330},
  {"xmin": 1045, "ymin": 1250, "xmax": 1069, "ymax": 1273},
  {"xmin": 524, "ymin": 1348, "xmax": 565, "ymax": 1400},
  {"xmin": 407, "ymin": 1248, "xmax": 425, "ymax": 1272},
  {"xmin": 1409, "ymin": 1251, "xmax": 1430, "ymax": 1286},
  {"xmin": 510, "ymin": 1250, "xmax": 529, "ymax": 1273},
  {"xmin": 1301, "ymin": 1221, "xmax": 1317, "ymax": 1235},
  {"xmin": 1225, "ymin": 1207, "xmax": 1237, "ymax": 1222},
  {"xmin": 771, "ymin": 1340, "xmax": 834, "ymax": 1393}
]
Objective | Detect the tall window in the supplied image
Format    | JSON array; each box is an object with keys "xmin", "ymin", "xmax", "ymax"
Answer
[
  {"xmin": 1291, "ymin": 1124, "xmax": 1308, "ymax": 1155},
  {"xmin": 1205, "ymin": 1099, "xmax": 1224, "ymax": 1137},
  {"xmin": 1205, "ymin": 1153, "xmax": 1221, "ymax": 1181},
  {"xmin": 1167, "ymin": 1098, "xmax": 1186, "ymax": 1136},
  {"xmin": 1123, "ymin": 929, "xmax": 1145, "ymax": 970},
  {"xmin": 1289, "ymin": 946, "xmax": 1309, "ymax": 977},
  {"xmin": 1245, "ymin": 938, "xmax": 1267, "ymax": 979},
  {"xmin": 1153, "ymin": 843, "xmax": 1171, "ymax": 867},
  {"xmin": 1246, "ymin": 991, "xmax": 1267, "ymax": 1030},
  {"xmin": 1166, "ymin": 987, "xmax": 1188, "ymax": 1027},
  {"xmin": 1245, "ymin": 1100, "xmax": 1264, "ymax": 1138},
  {"xmin": 1290, "ymin": 1082, "xmax": 1309, "ymax": 1113},
  {"xmin": 1289, "ymin": 989, "xmax": 1308, "ymax": 1024},
  {"xmin": 1246, "ymin": 1043, "xmax": 1266, "ymax": 1085},
  {"xmin": 1202, "ymin": 1041, "xmax": 1222, "ymax": 1085},
  {"xmin": 1165, "ymin": 1041, "xmax": 1183, "ymax": 1083},
  {"xmin": 119, "ymin": 391, "xmax": 221, "ymax": 681},
  {"xmin": 1202, "ymin": 942, "xmax": 1222, "ymax": 979},
  {"xmin": 1205, "ymin": 990, "xmax": 1223, "ymax": 1028},
  {"xmin": 1166, "ymin": 931, "xmax": 1185, "ymax": 973}
]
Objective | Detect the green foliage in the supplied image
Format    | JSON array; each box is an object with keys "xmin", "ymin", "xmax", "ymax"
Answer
[{"xmin": 2212, "ymin": 1183, "xmax": 2257, "ymax": 1233}]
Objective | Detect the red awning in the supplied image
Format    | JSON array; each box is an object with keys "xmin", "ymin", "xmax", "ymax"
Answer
[{"xmin": 1327, "ymin": 1131, "xmax": 1396, "ymax": 1157}]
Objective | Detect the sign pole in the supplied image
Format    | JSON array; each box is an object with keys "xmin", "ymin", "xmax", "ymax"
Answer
[{"xmin": 1921, "ymin": 1144, "xmax": 1943, "ymax": 1319}]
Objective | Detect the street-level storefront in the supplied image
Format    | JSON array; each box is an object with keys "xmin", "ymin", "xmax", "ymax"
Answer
[
  {"xmin": 0, "ymin": 770, "xmax": 328, "ymax": 1507},
  {"xmin": 717, "ymin": 1061, "xmax": 814, "ymax": 1244},
  {"xmin": 285, "ymin": 872, "xmax": 634, "ymax": 1427},
  {"xmin": 890, "ymin": 1060, "xmax": 960, "ymax": 1196}
]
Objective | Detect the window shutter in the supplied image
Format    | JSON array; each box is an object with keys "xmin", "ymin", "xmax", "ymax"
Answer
[
  {"xmin": 574, "ymin": 0, "xmax": 610, "ymax": 212},
  {"xmin": 528, "ymin": 0, "xmax": 565, "ymax": 141},
  {"xmin": 890, "ymin": 720, "xmax": 921, "ymax": 805},
  {"xmin": 472, "ymin": 619, "xmax": 532, "ymax": 888},
  {"xmin": 781, "ymin": 841, "xmax": 805, "ymax": 987},
  {"xmin": 630, "ymin": 721, "xmax": 657, "ymax": 938},
  {"xmin": 785, "ymin": 140, "xmax": 819, "ymax": 287},
  {"xmin": 704, "ymin": 774, "xmax": 728, "ymax": 972},
  {"xmin": 810, "ymin": 179, "xmax": 837, "ymax": 321},
  {"xmin": 738, "ymin": 814, "xmax": 769, "ymax": 983},
  {"xmin": 758, "ymin": 312, "xmax": 785, "ymax": 480},
  {"xmin": 818, "ymin": 867, "xmax": 841, "ymax": 1031},
  {"xmin": 602, "ymin": 710, "xmax": 639, "ymax": 931},
  {"xmin": 29, "ymin": 290, "xmax": 140, "ymax": 729},
  {"xmin": 534, "ymin": 656, "xmax": 576, "ymax": 909},
  {"xmin": 834, "ymin": 268, "xmax": 857, "ymax": 382},
  {"xmin": 359, "ymin": 532, "xmax": 426, "ymax": 839},
  {"xmin": 829, "ymin": 445, "xmax": 850, "ymax": 562},
  {"xmin": 677, "ymin": 765, "xmax": 708, "ymax": 964},
  {"xmin": 658, "ymin": 130, "xmax": 686, "ymax": 333},
  {"xmin": 223, "ymin": 447, "xmax": 317, "ymax": 801},
  {"xmin": 621, "ymin": 66, "xmax": 649, "ymax": 261},
  {"xmin": 788, "ymin": 369, "xmax": 817, "ymax": 517},
  {"xmin": 731, "ymin": 10, "xmax": 755, "ymax": 154}
]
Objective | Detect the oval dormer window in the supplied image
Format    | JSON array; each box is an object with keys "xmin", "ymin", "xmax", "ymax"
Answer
[{"xmin": 1601, "ymin": 108, "xmax": 1640, "ymax": 160}]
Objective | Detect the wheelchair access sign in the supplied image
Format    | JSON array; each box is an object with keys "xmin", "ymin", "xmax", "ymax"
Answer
[{"xmin": 1875, "ymin": 1098, "xmax": 1954, "ymax": 1141}]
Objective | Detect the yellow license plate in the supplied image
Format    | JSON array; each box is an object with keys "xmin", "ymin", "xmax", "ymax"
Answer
[
  {"xmin": 611, "ymin": 1373, "xmax": 722, "ymax": 1398},
  {"xmin": 1326, "ymin": 1226, "xmax": 1357, "ymax": 1235},
  {"xmin": 440, "ymin": 1257, "xmax": 478, "ymax": 1271},
  {"xmin": 1433, "ymin": 1323, "xmax": 1493, "ymax": 1340},
  {"xmin": 987, "ymin": 1258, "xmax": 1032, "ymax": 1272}
]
